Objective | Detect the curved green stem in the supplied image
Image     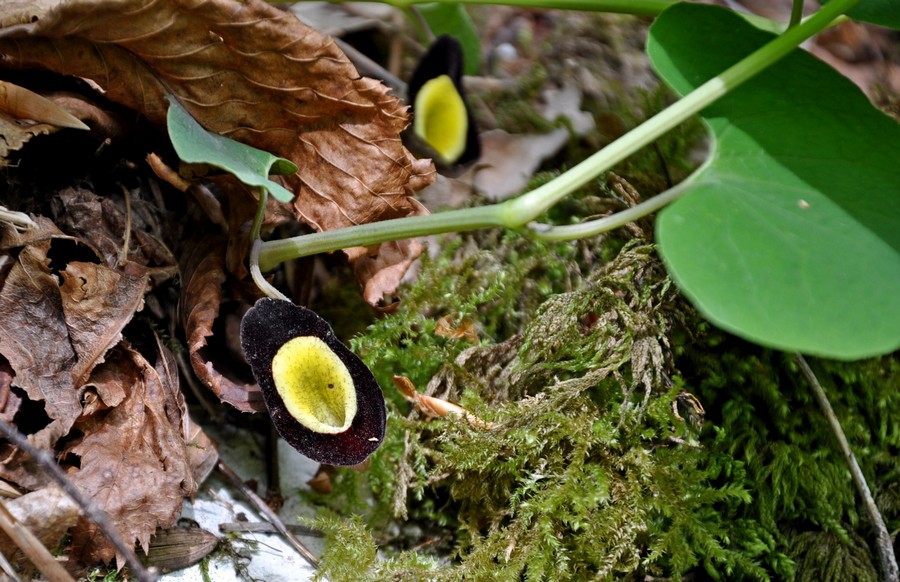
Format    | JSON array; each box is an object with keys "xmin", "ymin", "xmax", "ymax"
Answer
[
  {"xmin": 249, "ymin": 189, "xmax": 289, "ymax": 300},
  {"xmin": 257, "ymin": 0, "xmax": 859, "ymax": 273},
  {"xmin": 528, "ymin": 165, "xmax": 703, "ymax": 240},
  {"xmin": 505, "ymin": 0, "xmax": 858, "ymax": 221}
]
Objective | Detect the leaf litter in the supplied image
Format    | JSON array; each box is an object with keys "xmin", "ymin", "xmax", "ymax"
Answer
[
  {"xmin": 0, "ymin": 0, "xmax": 896, "ymax": 578},
  {"xmin": 0, "ymin": 0, "xmax": 434, "ymax": 574}
]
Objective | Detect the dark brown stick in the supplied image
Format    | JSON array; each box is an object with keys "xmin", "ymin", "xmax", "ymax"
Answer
[
  {"xmin": 215, "ymin": 460, "xmax": 319, "ymax": 568},
  {"xmin": 0, "ymin": 420, "xmax": 156, "ymax": 582}
]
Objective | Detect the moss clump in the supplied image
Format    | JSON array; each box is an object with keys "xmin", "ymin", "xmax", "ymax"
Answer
[{"xmin": 306, "ymin": 231, "xmax": 899, "ymax": 581}]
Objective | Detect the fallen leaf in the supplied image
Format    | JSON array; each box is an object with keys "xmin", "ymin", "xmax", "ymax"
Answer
[
  {"xmin": 0, "ymin": 0, "xmax": 434, "ymax": 232},
  {"xmin": 0, "ymin": 115, "xmax": 59, "ymax": 168},
  {"xmin": 59, "ymin": 261, "xmax": 148, "ymax": 386},
  {"xmin": 51, "ymin": 187, "xmax": 177, "ymax": 283},
  {"xmin": 179, "ymin": 233, "xmax": 265, "ymax": 412},
  {"xmin": 0, "ymin": 80, "xmax": 89, "ymax": 130},
  {"xmin": 392, "ymin": 375, "xmax": 491, "ymax": 429},
  {"xmin": 434, "ymin": 315, "xmax": 479, "ymax": 343},
  {"xmin": 68, "ymin": 343, "xmax": 196, "ymax": 567},
  {"xmin": 0, "ymin": 356, "xmax": 22, "ymax": 425},
  {"xmin": 0, "ymin": 238, "xmax": 82, "ymax": 453},
  {"xmin": 346, "ymin": 237, "xmax": 425, "ymax": 307},
  {"xmin": 143, "ymin": 525, "xmax": 218, "ymax": 574}
]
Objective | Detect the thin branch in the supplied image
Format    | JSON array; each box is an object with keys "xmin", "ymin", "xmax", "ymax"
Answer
[
  {"xmin": 0, "ymin": 500, "xmax": 72, "ymax": 582},
  {"xmin": 215, "ymin": 460, "xmax": 319, "ymax": 569},
  {"xmin": 794, "ymin": 354, "xmax": 899, "ymax": 582},
  {"xmin": 0, "ymin": 420, "xmax": 156, "ymax": 582}
]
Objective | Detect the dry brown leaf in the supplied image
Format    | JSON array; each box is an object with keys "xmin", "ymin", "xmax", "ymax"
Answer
[
  {"xmin": 179, "ymin": 233, "xmax": 264, "ymax": 412},
  {"xmin": 392, "ymin": 375, "xmax": 492, "ymax": 429},
  {"xmin": 0, "ymin": 80, "xmax": 88, "ymax": 129},
  {"xmin": 346, "ymin": 238, "xmax": 424, "ymax": 307},
  {"xmin": 0, "ymin": 115, "xmax": 59, "ymax": 167},
  {"xmin": 60, "ymin": 261, "xmax": 148, "ymax": 386},
  {"xmin": 434, "ymin": 315, "xmax": 479, "ymax": 344},
  {"xmin": 52, "ymin": 187, "xmax": 177, "ymax": 283},
  {"xmin": 143, "ymin": 525, "xmax": 219, "ymax": 574},
  {"xmin": 0, "ymin": 239, "xmax": 82, "ymax": 453},
  {"xmin": 0, "ymin": 0, "xmax": 434, "ymax": 232},
  {"xmin": 0, "ymin": 216, "xmax": 151, "ymax": 493},
  {"xmin": 0, "ymin": 356, "xmax": 22, "ymax": 425},
  {"xmin": 68, "ymin": 343, "xmax": 196, "ymax": 567}
]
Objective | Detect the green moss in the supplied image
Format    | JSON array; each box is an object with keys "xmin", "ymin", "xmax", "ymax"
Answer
[{"xmin": 307, "ymin": 230, "xmax": 899, "ymax": 581}]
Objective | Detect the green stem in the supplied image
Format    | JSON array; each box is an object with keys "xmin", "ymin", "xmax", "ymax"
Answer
[
  {"xmin": 249, "ymin": 189, "xmax": 289, "ymax": 301},
  {"xmin": 505, "ymin": 0, "xmax": 858, "ymax": 221},
  {"xmin": 258, "ymin": 0, "xmax": 859, "ymax": 272},
  {"xmin": 259, "ymin": 204, "xmax": 502, "ymax": 272},
  {"xmin": 383, "ymin": 0, "xmax": 673, "ymax": 17},
  {"xmin": 789, "ymin": 0, "xmax": 804, "ymax": 29},
  {"xmin": 528, "ymin": 167, "xmax": 701, "ymax": 241}
]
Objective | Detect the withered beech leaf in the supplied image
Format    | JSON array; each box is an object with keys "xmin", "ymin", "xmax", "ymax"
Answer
[
  {"xmin": 0, "ymin": 0, "xmax": 435, "ymax": 233},
  {"xmin": 0, "ymin": 355, "xmax": 22, "ymax": 425},
  {"xmin": 52, "ymin": 187, "xmax": 177, "ymax": 283},
  {"xmin": 346, "ymin": 238, "xmax": 424, "ymax": 307},
  {"xmin": 180, "ymin": 233, "xmax": 264, "ymax": 412},
  {"xmin": 69, "ymin": 344, "xmax": 195, "ymax": 567},
  {"xmin": 0, "ymin": 240, "xmax": 81, "ymax": 451},
  {"xmin": 60, "ymin": 261, "xmax": 148, "ymax": 386}
]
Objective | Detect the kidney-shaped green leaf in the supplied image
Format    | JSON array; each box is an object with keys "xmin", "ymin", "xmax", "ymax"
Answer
[
  {"xmin": 648, "ymin": 3, "xmax": 900, "ymax": 359},
  {"xmin": 166, "ymin": 96, "xmax": 298, "ymax": 202}
]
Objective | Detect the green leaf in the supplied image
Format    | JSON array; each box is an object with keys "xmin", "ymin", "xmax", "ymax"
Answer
[
  {"xmin": 827, "ymin": 0, "xmax": 900, "ymax": 30},
  {"xmin": 166, "ymin": 96, "xmax": 298, "ymax": 202},
  {"xmin": 648, "ymin": 4, "xmax": 900, "ymax": 359},
  {"xmin": 416, "ymin": 3, "xmax": 481, "ymax": 76}
]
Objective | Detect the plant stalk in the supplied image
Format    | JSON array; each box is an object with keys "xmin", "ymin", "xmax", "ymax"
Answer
[
  {"xmin": 259, "ymin": 0, "xmax": 859, "ymax": 272},
  {"xmin": 382, "ymin": 0, "xmax": 673, "ymax": 17},
  {"xmin": 794, "ymin": 354, "xmax": 899, "ymax": 582}
]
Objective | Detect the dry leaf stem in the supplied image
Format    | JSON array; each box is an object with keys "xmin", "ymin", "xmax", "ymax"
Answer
[
  {"xmin": 215, "ymin": 460, "xmax": 319, "ymax": 569},
  {"xmin": 0, "ymin": 420, "xmax": 156, "ymax": 582},
  {"xmin": 794, "ymin": 355, "xmax": 899, "ymax": 582},
  {"xmin": 0, "ymin": 500, "xmax": 72, "ymax": 582}
]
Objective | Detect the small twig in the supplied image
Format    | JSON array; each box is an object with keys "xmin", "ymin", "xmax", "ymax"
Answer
[
  {"xmin": 0, "ymin": 206, "xmax": 36, "ymax": 232},
  {"xmin": 218, "ymin": 522, "xmax": 323, "ymax": 537},
  {"xmin": 794, "ymin": 354, "xmax": 899, "ymax": 582},
  {"xmin": 334, "ymin": 38, "xmax": 406, "ymax": 94},
  {"xmin": 0, "ymin": 500, "xmax": 73, "ymax": 582},
  {"xmin": 0, "ymin": 538, "xmax": 22, "ymax": 582},
  {"xmin": 0, "ymin": 421, "xmax": 156, "ymax": 582},
  {"xmin": 215, "ymin": 460, "xmax": 319, "ymax": 569},
  {"xmin": 118, "ymin": 183, "xmax": 133, "ymax": 267}
]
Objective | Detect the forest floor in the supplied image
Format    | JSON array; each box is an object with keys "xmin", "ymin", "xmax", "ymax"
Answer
[{"xmin": 0, "ymin": 0, "xmax": 898, "ymax": 581}]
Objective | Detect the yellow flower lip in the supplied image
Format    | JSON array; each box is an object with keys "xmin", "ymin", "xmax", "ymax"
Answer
[
  {"xmin": 414, "ymin": 74, "xmax": 469, "ymax": 164},
  {"xmin": 271, "ymin": 336, "xmax": 357, "ymax": 434},
  {"xmin": 240, "ymin": 298, "xmax": 386, "ymax": 466},
  {"xmin": 408, "ymin": 35, "xmax": 480, "ymax": 168}
]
